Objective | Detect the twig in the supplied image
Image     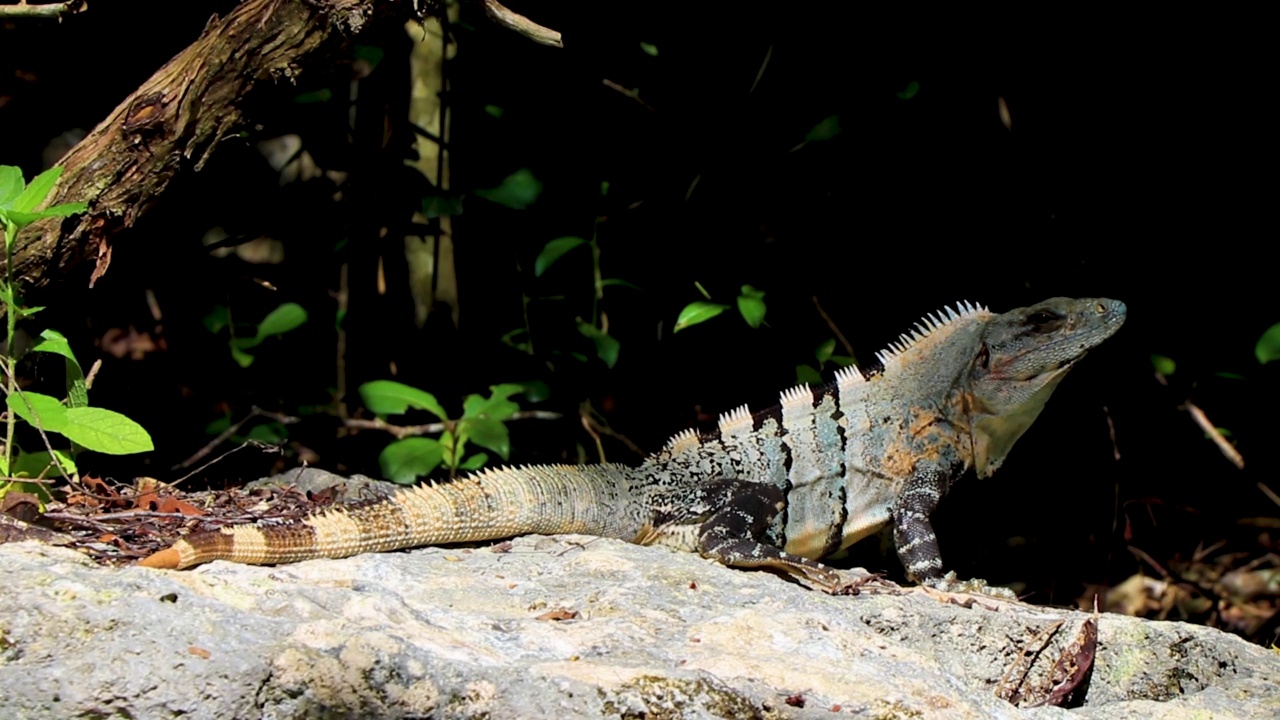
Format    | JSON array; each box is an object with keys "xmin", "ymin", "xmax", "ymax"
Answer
[
  {"xmin": 1183, "ymin": 401, "xmax": 1244, "ymax": 469},
  {"xmin": 43, "ymin": 510, "xmax": 203, "ymax": 523},
  {"xmin": 480, "ymin": 0, "xmax": 562, "ymax": 47},
  {"xmin": 811, "ymin": 295, "xmax": 857, "ymax": 362},
  {"xmin": 343, "ymin": 410, "xmax": 563, "ymax": 440},
  {"xmin": 0, "ymin": 1, "xmax": 85, "ymax": 19},
  {"xmin": 602, "ymin": 79, "xmax": 656, "ymax": 112},
  {"xmin": 172, "ymin": 406, "xmax": 298, "ymax": 470},
  {"xmin": 1256, "ymin": 482, "xmax": 1280, "ymax": 510}
]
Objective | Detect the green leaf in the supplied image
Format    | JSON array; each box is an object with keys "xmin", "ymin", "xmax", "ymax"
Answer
[
  {"xmin": 36, "ymin": 202, "xmax": 86, "ymax": 218},
  {"xmin": 460, "ymin": 417, "xmax": 510, "ymax": 460},
  {"xmin": 204, "ymin": 305, "xmax": 230, "ymax": 334},
  {"xmin": 673, "ymin": 302, "xmax": 728, "ymax": 333},
  {"xmin": 805, "ymin": 115, "xmax": 842, "ymax": 142},
  {"xmin": 359, "ymin": 380, "xmax": 448, "ymax": 419},
  {"xmin": 577, "ymin": 320, "xmax": 620, "ymax": 368},
  {"xmin": 458, "ymin": 453, "xmax": 489, "ymax": 471},
  {"xmin": 484, "ymin": 104, "xmax": 504, "ymax": 118},
  {"xmin": 32, "ymin": 328, "xmax": 76, "ymax": 363},
  {"xmin": 230, "ymin": 345, "xmax": 255, "ymax": 368},
  {"xmin": 354, "ymin": 44, "xmax": 384, "ymax": 70},
  {"xmin": 815, "ymin": 338, "xmax": 837, "ymax": 364},
  {"xmin": 896, "ymin": 81, "xmax": 921, "ymax": 100},
  {"xmin": 8, "ymin": 166, "xmax": 61, "ymax": 212},
  {"xmin": 33, "ymin": 330, "xmax": 88, "ymax": 409},
  {"xmin": 378, "ymin": 437, "xmax": 444, "ymax": 484},
  {"xmin": 7, "ymin": 391, "xmax": 69, "ymax": 432},
  {"xmin": 1256, "ymin": 323, "xmax": 1280, "ymax": 364},
  {"xmin": 256, "ymin": 302, "xmax": 308, "ymax": 339},
  {"xmin": 0, "ymin": 166, "xmax": 23, "ymax": 206},
  {"xmin": 736, "ymin": 285, "xmax": 766, "ymax": 328},
  {"xmin": 600, "ymin": 278, "xmax": 639, "ymax": 290},
  {"xmin": 1150, "ymin": 354, "xmax": 1177, "ymax": 376},
  {"xmin": 294, "ymin": 89, "xmax": 333, "ymax": 104},
  {"xmin": 461, "ymin": 384, "xmax": 522, "ymax": 421},
  {"xmin": 60, "ymin": 407, "xmax": 154, "ymax": 454},
  {"xmin": 516, "ymin": 379, "xmax": 550, "ymax": 403},
  {"xmin": 534, "ymin": 236, "xmax": 586, "ymax": 277},
  {"xmin": 246, "ymin": 422, "xmax": 286, "ymax": 444},
  {"xmin": 796, "ymin": 364, "xmax": 824, "ymax": 386},
  {"xmin": 475, "ymin": 168, "xmax": 543, "ymax": 209},
  {"xmin": 13, "ymin": 449, "xmax": 77, "ymax": 482},
  {"xmin": 829, "ymin": 355, "xmax": 856, "ymax": 367},
  {"xmin": 421, "ymin": 193, "xmax": 464, "ymax": 219},
  {"xmin": 639, "ymin": 42, "xmax": 659, "ymax": 56},
  {"xmin": 1214, "ymin": 371, "xmax": 1245, "ymax": 380}
]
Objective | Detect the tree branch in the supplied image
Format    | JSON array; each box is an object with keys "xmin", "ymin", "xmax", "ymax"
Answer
[
  {"xmin": 9, "ymin": 0, "xmax": 407, "ymax": 289},
  {"xmin": 0, "ymin": 1, "xmax": 85, "ymax": 19}
]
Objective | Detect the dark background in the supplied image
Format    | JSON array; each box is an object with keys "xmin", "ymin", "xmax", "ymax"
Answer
[{"xmin": 1, "ymin": 3, "xmax": 1274, "ymax": 634}]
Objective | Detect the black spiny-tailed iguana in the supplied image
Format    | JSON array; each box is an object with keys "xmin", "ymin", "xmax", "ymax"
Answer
[{"xmin": 141, "ymin": 297, "xmax": 1125, "ymax": 591}]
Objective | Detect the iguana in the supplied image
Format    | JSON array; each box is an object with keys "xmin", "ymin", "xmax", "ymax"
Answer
[{"xmin": 140, "ymin": 297, "xmax": 1125, "ymax": 592}]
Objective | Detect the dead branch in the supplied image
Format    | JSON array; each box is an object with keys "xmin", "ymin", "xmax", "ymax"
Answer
[
  {"xmin": 0, "ymin": 1, "xmax": 85, "ymax": 19},
  {"xmin": 9, "ymin": 0, "xmax": 407, "ymax": 289}
]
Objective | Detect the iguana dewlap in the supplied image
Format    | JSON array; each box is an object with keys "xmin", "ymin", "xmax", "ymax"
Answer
[{"xmin": 141, "ymin": 298, "xmax": 1126, "ymax": 592}]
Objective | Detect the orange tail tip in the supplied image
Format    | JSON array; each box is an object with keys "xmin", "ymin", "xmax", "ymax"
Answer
[{"xmin": 138, "ymin": 547, "xmax": 182, "ymax": 569}]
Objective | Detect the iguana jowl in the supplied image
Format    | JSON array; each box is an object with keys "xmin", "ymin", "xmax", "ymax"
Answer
[{"xmin": 141, "ymin": 297, "xmax": 1125, "ymax": 591}]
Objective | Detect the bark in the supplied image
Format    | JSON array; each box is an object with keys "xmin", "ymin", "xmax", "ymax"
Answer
[{"xmin": 10, "ymin": 0, "xmax": 405, "ymax": 288}]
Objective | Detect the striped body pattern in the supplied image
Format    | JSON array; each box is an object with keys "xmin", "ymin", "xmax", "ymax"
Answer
[{"xmin": 141, "ymin": 298, "xmax": 1126, "ymax": 591}]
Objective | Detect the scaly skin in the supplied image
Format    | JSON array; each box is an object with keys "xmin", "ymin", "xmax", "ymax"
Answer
[{"xmin": 140, "ymin": 297, "xmax": 1126, "ymax": 592}]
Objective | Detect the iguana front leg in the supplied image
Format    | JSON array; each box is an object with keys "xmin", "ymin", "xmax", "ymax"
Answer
[
  {"xmin": 695, "ymin": 481, "xmax": 848, "ymax": 591},
  {"xmin": 894, "ymin": 464, "xmax": 1016, "ymax": 598},
  {"xmin": 892, "ymin": 465, "xmax": 951, "ymax": 586}
]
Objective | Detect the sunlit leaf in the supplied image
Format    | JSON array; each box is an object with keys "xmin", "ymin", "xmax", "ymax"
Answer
[
  {"xmin": 459, "ymin": 453, "xmax": 489, "ymax": 471},
  {"xmin": 461, "ymin": 417, "xmax": 510, "ymax": 460},
  {"xmin": 484, "ymin": 104, "xmax": 504, "ymax": 118},
  {"xmin": 896, "ymin": 80, "xmax": 920, "ymax": 100},
  {"xmin": 379, "ymin": 437, "xmax": 443, "ymax": 484},
  {"xmin": 60, "ymin": 407, "xmax": 154, "ymax": 454},
  {"xmin": 7, "ymin": 391, "xmax": 68, "ymax": 432},
  {"xmin": 534, "ymin": 236, "xmax": 586, "ymax": 277},
  {"xmin": 13, "ymin": 449, "xmax": 76, "ymax": 481},
  {"xmin": 0, "ymin": 165, "xmax": 22, "ymax": 206},
  {"xmin": 359, "ymin": 380, "xmax": 448, "ymax": 419},
  {"xmin": 639, "ymin": 42, "xmax": 659, "ymax": 56},
  {"xmin": 673, "ymin": 302, "xmax": 728, "ymax": 333},
  {"xmin": 9, "ymin": 166, "xmax": 61, "ymax": 212}
]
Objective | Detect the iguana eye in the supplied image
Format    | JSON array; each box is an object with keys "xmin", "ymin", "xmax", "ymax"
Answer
[{"xmin": 1028, "ymin": 311, "xmax": 1059, "ymax": 326}]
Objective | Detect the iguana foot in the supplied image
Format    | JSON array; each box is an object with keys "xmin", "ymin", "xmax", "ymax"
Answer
[{"xmin": 921, "ymin": 571, "xmax": 1020, "ymax": 606}]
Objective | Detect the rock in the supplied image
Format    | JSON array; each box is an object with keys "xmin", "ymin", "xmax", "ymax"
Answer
[{"xmin": 0, "ymin": 537, "xmax": 1276, "ymax": 719}]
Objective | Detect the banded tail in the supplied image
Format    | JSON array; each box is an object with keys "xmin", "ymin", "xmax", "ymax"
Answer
[{"xmin": 138, "ymin": 464, "xmax": 645, "ymax": 569}]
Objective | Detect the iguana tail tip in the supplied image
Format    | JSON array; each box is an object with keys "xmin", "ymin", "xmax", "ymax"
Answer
[{"xmin": 138, "ymin": 547, "xmax": 181, "ymax": 569}]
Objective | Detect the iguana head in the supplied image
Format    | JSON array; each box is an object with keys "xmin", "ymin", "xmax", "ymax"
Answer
[{"xmin": 967, "ymin": 297, "xmax": 1126, "ymax": 477}]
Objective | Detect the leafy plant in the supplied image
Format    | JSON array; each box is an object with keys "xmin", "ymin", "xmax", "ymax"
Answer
[
  {"xmin": 524, "ymin": 181, "xmax": 631, "ymax": 369},
  {"xmin": 359, "ymin": 380, "xmax": 525, "ymax": 484},
  {"xmin": 0, "ymin": 165, "xmax": 153, "ymax": 501},
  {"xmin": 796, "ymin": 338, "xmax": 856, "ymax": 386},
  {"xmin": 205, "ymin": 302, "xmax": 309, "ymax": 367},
  {"xmin": 674, "ymin": 282, "xmax": 769, "ymax": 333}
]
